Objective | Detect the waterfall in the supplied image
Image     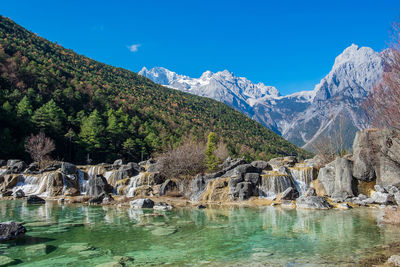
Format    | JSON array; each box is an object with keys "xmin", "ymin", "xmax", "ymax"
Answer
[
  {"xmin": 77, "ymin": 169, "xmax": 87, "ymax": 195},
  {"xmin": 289, "ymin": 167, "xmax": 314, "ymax": 196},
  {"xmin": 126, "ymin": 173, "xmax": 142, "ymax": 197},
  {"xmin": 13, "ymin": 173, "xmax": 52, "ymax": 196},
  {"xmin": 258, "ymin": 174, "xmax": 293, "ymax": 199}
]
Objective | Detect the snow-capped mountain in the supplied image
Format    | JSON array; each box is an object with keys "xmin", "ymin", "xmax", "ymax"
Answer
[{"xmin": 139, "ymin": 44, "xmax": 383, "ymax": 150}]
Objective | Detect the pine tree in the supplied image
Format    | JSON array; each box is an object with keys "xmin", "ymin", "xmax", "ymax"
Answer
[
  {"xmin": 205, "ymin": 132, "xmax": 220, "ymax": 170},
  {"xmin": 79, "ymin": 109, "xmax": 106, "ymax": 150},
  {"xmin": 32, "ymin": 99, "xmax": 65, "ymax": 133},
  {"xmin": 16, "ymin": 96, "xmax": 33, "ymax": 118}
]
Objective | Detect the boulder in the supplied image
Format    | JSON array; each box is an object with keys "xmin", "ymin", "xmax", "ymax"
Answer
[
  {"xmin": 250, "ymin": 160, "xmax": 272, "ymax": 171},
  {"xmin": 0, "ymin": 221, "xmax": 26, "ymax": 241},
  {"xmin": 130, "ymin": 198, "xmax": 154, "ymax": 209},
  {"xmin": 296, "ymin": 196, "xmax": 331, "ymax": 209},
  {"xmin": 102, "ymin": 194, "xmax": 114, "ymax": 204},
  {"xmin": 114, "ymin": 163, "xmax": 140, "ymax": 182},
  {"xmin": 6, "ymin": 160, "xmax": 27, "ymax": 174},
  {"xmin": 197, "ymin": 204, "xmax": 206, "ymax": 209},
  {"xmin": 220, "ymin": 157, "xmax": 247, "ymax": 171},
  {"xmin": 62, "ymin": 174, "xmax": 80, "ymax": 196},
  {"xmin": 153, "ymin": 202, "xmax": 173, "ymax": 211},
  {"xmin": 374, "ymin": 184, "xmax": 386, "ymax": 193},
  {"xmin": 352, "ymin": 129, "xmax": 400, "ymax": 186},
  {"xmin": 159, "ymin": 179, "xmax": 179, "ymax": 196},
  {"xmin": 25, "ymin": 162, "xmax": 39, "ymax": 173},
  {"xmin": 61, "ymin": 162, "xmax": 77, "ymax": 175},
  {"xmin": 331, "ymin": 191, "xmax": 352, "ymax": 203},
  {"xmin": 27, "ymin": 195, "xmax": 46, "ymax": 204},
  {"xmin": 371, "ymin": 191, "xmax": 396, "ymax": 205},
  {"xmin": 337, "ymin": 203, "xmax": 352, "ymax": 210},
  {"xmin": 89, "ymin": 192, "xmax": 108, "ymax": 204},
  {"xmin": 279, "ymin": 187, "xmax": 298, "ymax": 200},
  {"xmin": 387, "ymin": 255, "xmax": 400, "ymax": 266},
  {"xmin": 223, "ymin": 164, "xmax": 261, "ymax": 178},
  {"xmin": 112, "ymin": 159, "xmax": 123, "ymax": 169},
  {"xmin": 2, "ymin": 174, "xmax": 20, "ymax": 190},
  {"xmin": 230, "ymin": 182, "xmax": 253, "ymax": 200},
  {"xmin": 317, "ymin": 157, "xmax": 355, "ymax": 197},
  {"xmin": 13, "ymin": 189, "xmax": 25, "ymax": 199},
  {"xmin": 268, "ymin": 156, "xmax": 297, "ymax": 169},
  {"xmin": 244, "ymin": 173, "xmax": 260, "ymax": 185},
  {"xmin": 47, "ymin": 172, "xmax": 64, "ymax": 197},
  {"xmin": 87, "ymin": 174, "xmax": 113, "ymax": 197},
  {"xmin": 304, "ymin": 187, "xmax": 317, "ymax": 197}
]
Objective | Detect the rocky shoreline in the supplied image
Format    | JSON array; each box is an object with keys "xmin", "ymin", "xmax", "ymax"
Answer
[{"xmin": 1, "ymin": 128, "xmax": 400, "ymax": 210}]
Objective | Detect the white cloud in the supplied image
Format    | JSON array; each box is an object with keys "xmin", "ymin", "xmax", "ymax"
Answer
[{"xmin": 127, "ymin": 44, "xmax": 141, "ymax": 52}]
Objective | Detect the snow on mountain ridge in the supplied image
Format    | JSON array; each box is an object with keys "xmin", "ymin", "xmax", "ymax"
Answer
[{"xmin": 139, "ymin": 44, "xmax": 384, "ymax": 151}]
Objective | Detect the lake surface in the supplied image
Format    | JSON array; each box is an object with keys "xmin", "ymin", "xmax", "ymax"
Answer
[{"xmin": 0, "ymin": 200, "xmax": 399, "ymax": 266}]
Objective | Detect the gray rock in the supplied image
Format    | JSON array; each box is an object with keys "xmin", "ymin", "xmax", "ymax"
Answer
[
  {"xmin": 337, "ymin": 203, "xmax": 352, "ymax": 209},
  {"xmin": 230, "ymin": 182, "xmax": 253, "ymax": 200},
  {"xmin": 334, "ymin": 157, "xmax": 354, "ymax": 197},
  {"xmin": 197, "ymin": 204, "xmax": 206, "ymax": 209},
  {"xmin": 250, "ymin": 160, "xmax": 272, "ymax": 171},
  {"xmin": 296, "ymin": 196, "xmax": 331, "ymax": 209},
  {"xmin": 153, "ymin": 202, "xmax": 173, "ymax": 211},
  {"xmin": 25, "ymin": 162, "xmax": 39, "ymax": 173},
  {"xmin": 6, "ymin": 160, "xmax": 27, "ymax": 174},
  {"xmin": 114, "ymin": 163, "xmax": 139, "ymax": 181},
  {"xmin": 352, "ymin": 129, "xmax": 400, "ymax": 186},
  {"xmin": 223, "ymin": 164, "xmax": 261, "ymax": 178},
  {"xmin": 61, "ymin": 162, "xmax": 77, "ymax": 175},
  {"xmin": 27, "ymin": 195, "xmax": 45, "ymax": 204},
  {"xmin": 0, "ymin": 221, "xmax": 26, "ymax": 241},
  {"xmin": 112, "ymin": 159, "xmax": 123, "ymax": 169},
  {"xmin": 371, "ymin": 191, "xmax": 396, "ymax": 205},
  {"xmin": 13, "ymin": 189, "xmax": 25, "ymax": 199},
  {"xmin": 280, "ymin": 187, "xmax": 298, "ymax": 200},
  {"xmin": 244, "ymin": 173, "xmax": 260, "ymax": 185},
  {"xmin": 269, "ymin": 156, "xmax": 297, "ymax": 169},
  {"xmin": 358, "ymin": 194, "xmax": 368, "ymax": 200},
  {"xmin": 317, "ymin": 157, "xmax": 355, "ymax": 197},
  {"xmin": 87, "ymin": 174, "xmax": 113, "ymax": 197},
  {"xmin": 304, "ymin": 188, "xmax": 317, "ymax": 197},
  {"xmin": 159, "ymin": 179, "xmax": 179, "ymax": 196},
  {"xmin": 387, "ymin": 255, "xmax": 400, "ymax": 266},
  {"xmin": 385, "ymin": 185, "xmax": 399, "ymax": 195},
  {"xmin": 220, "ymin": 157, "xmax": 247, "ymax": 171},
  {"xmin": 374, "ymin": 184, "xmax": 386, "ymax": 193},
  {"xmin": 331, "ymin": 191, "xmax": 351, "ymax": 203},
  {"xmin": 130, "ymin": 198, "xmax": 154, "ymax": 209}
]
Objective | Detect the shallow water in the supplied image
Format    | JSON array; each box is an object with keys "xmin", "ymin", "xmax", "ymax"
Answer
[{"xmin": 0, "ymin": 200, "xmax": 399, "ymax": 266}]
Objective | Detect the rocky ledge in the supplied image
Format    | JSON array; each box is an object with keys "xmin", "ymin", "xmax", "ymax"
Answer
[{"xmin": 1, "ymin": 128, "xmax": 400, "ymax": 211}]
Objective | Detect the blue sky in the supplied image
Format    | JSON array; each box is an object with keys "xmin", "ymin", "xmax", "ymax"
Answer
[{"xmin": 2, "ymin": 0, "xmax": 400, "ymax": 94}]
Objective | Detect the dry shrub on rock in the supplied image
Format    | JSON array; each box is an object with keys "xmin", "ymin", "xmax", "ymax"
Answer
[{"xmin": 156, "ymin": 139, "xmax": 207, "ymax": 179}]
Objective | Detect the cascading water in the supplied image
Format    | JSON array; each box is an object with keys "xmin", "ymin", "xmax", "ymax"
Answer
[
  {"xmin": 289, "ymin": 167, "xmax": 315, "ymax": 196},
  {"xmin": 258, "ymin": 174, "xmax": 294, "ymax": 199},
  {"xmin": 13, "ymin": 173, "xmax": 52, "ymax": 196},
  {"xmin": 126, "ymin": 173, "xmax": 142, "ymax": 197},
  {"xmin": 77, "ymin": 169, "xmax": 87, "ymax": 195}
]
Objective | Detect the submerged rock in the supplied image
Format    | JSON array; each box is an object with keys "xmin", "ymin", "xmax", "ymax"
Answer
[
  {"xmin": 153, "ymin": 202, "xmax": 173, "ymax": 211},
  {"xmin": 0, "ymin": 221, "xmax": 26, "ymax": 241},
  {"xmin": 0, "ymin": 255, "xmax": 16, "ymax": 266},
  {"xmin": 27, "ymin": 195, "xmax": 46, "ymax": 204},
  {"xmin": 12, "ymin": 189, "xmax": 25, "ymax": 199},
  {"xmin": 25, "ymin": 243, "xmax": 51, "ymax": 256},
  {"xmin": 130, "ymin": 198, "xmax": 154, "ymax": 209},
  {"xmin": 296, "ymin": 196, "xmax": 331, "ymax": 210}
]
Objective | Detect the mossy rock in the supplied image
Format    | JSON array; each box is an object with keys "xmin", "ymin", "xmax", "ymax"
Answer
[{"xmin": 25, "ymin": 244, "xmax": 52, "ymax": 257}]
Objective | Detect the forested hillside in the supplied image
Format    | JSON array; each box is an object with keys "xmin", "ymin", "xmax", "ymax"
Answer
[{"xmin": 0, "ymin": 15, "xmax": 311, "ymax": 163}]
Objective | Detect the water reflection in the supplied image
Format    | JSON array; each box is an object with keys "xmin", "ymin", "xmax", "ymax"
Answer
[{"xmin": 0, "ymin": 200, "xmax": 399, "ymax": 266}]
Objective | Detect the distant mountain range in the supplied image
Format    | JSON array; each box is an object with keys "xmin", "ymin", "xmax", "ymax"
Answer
[{"xmin": 139, "ymin": 44, "xmax": 383, "ymax": 150}]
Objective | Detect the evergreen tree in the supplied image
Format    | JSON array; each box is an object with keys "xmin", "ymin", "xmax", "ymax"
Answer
[
  {"xmin": 79, "ymin": 109, "xmax": 106, "ymax": 150},
  {"xmin": 205, "ymin": 132, "xmax": 220, "ymax": 170},
  {"xmin": 16, "ymin": 96, "xmax": 33, "ymax": 118},
  {"xmin": 32, "ymin": 99, "xmax": 65, "ymax": 133}
]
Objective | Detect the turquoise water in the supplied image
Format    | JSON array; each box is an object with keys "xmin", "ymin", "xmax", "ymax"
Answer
[{"xmin": 0, "ymin": 200, "xmax": 399, "ymax": 266}]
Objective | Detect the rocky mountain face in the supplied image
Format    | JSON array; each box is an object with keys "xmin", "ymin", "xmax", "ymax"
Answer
[{"xmin": 139, "ymin": 44, "xmax": 383, "ymax": 150}]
